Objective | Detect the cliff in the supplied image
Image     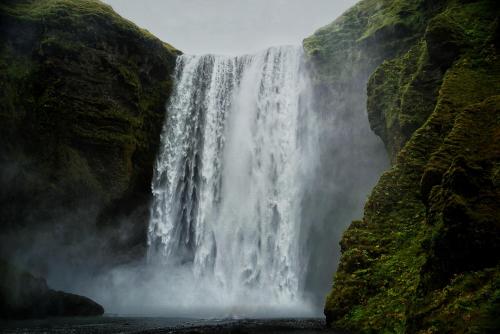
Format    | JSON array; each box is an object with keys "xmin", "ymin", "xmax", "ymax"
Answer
[
  {"xmin": 305, "ymin": 0, "xmax": 500, "ymax": 332},
  {"xmin": 0, "ymin": 0, "xmax": 179, "ymax": 272}
]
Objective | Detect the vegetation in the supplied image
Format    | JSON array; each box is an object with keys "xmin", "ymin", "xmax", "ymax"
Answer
[
  {"xmin": 0, "ymin": 0, "xmax": 179, "ymax": 264},
  {"xmin": 1, "ymin": 0, "xmax": 498, "ymax": 329},
  {"xmin": 303, "ymin": 0, "xmax": 438, "ymax": 86},
  {"xmin": 305, "ymin": 0, "xmax": 500, "ymax": 332}
]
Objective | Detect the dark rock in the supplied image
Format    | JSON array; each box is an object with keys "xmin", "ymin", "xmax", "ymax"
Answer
[
  {"xmin": 421, "ymin": 154, "xmax": 500, "ymax": 291},
  {"xmin": 0, "ymin": 259, "xmax": 104, "ymax": 319},
  {"xmin": 420, "ymin": 167, "xmax": 443, "ymax": 203},
  {"xmin": 311, "ymin": 0, "xmax": 500, "ymax": 332},
  {"xmin": 425, "ymin": 14, "xmax": 467, "ymax": 69},
  {"xmin": 0, "ymin": 0, "xmax": 179, "ymax": 269}
]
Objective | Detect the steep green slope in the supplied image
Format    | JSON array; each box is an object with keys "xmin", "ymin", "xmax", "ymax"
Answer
[
  {"xmin": 304, "ymin": 0, "xmax": 440, "ymax": 89},
  {"xmin": 305, "ymin": 0, "xmax": 500, "ymax": 332},
  {"xmin": 0, "ymin": 0, "xmax": 179, "ymax": 268}
]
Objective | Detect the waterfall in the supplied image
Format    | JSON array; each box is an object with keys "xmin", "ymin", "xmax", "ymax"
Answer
[{"xmin": 147, "ymin": 46, "xmax": 318, "ymax": 315}]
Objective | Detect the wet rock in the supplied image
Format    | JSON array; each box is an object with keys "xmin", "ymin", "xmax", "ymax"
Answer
[{"xmin": 0, "ymin": 260, "xmax": 104, "ymax": 319}]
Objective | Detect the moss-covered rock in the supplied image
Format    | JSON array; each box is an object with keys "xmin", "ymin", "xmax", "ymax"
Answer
[
  {"xmin": 303, "ymin": 0, "xmax": 441, "ymax": 86},
  {"xmin": 0, "ymin": 259, "xmax": 104, "ymax": 319},
  {"xmin": 307, "ymin": 0, "xmax": 500, "ymax": 332},
  {"xmin": 367, "ymin": 39, "xmax": 445, "ymax": 162},
  {"xmin": 0, "ymin": 0, "xmax": 179, "ymax": 268}
]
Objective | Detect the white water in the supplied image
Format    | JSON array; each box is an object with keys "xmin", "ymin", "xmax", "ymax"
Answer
[{"xmin": 147, "ymin": 46, "xmax": 318, "ymax": 316}]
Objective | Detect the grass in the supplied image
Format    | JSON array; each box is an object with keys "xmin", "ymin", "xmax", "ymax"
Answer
[{"xmin": 313, "ymin": 0, "xmax": 500, "ymax": 332}]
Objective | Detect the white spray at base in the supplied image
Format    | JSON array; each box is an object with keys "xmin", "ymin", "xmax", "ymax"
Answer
[{"xmin": 147, "ymin": 46, "xmax": 319, "ymax": 317}]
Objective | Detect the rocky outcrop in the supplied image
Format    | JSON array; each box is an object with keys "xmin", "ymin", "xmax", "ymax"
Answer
[
  {"xmin": 0, "ymin": 260, "xmax": 104, "ymax": 319},
  {"xmin": 305, "ymin": 0, "xmax": 500, "ymax": 332},
  {"xmin": 0, "ymin": 0, "xmax": 179, "ymax": 269}
]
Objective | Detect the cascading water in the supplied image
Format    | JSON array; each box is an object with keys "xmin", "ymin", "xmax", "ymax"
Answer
[{"xmin": 147, "ymin": 46, "xmax": 318, "ymax": 316}]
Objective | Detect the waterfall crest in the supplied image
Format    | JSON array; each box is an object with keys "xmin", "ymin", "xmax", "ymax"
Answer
[{"xmin": 148, "ymin": 46, "xmax": 317, "ymax": 315}]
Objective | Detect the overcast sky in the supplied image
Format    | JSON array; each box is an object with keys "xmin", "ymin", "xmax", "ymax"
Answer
[{"xmin": 102, "ymin": 0, "xmax": 358, "ymax": 55}]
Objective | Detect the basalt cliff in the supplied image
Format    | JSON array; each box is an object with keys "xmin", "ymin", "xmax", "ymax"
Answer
[
  {"xmin": 0, "ymin": 0, "xmax": 179, "ymax": 268},
  {"xmin": 0, "ymin": 0, "xmax": 179, "ymax": 317},
  {"xmin": 304, "ymin": 0, "xmax": 499, "ymax": 332}
]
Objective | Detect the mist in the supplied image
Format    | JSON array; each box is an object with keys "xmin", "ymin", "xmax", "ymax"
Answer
[
  {"xmin": 102, "ymin": 0, "xmax": 358, "ymax": 55},
  {"xmin": 1, "ymin": 0, "xmax": 387, "ymax": 321},
  {"xmin": 74, "ymin": 43, "xmax": 387, "ymax": 318}
]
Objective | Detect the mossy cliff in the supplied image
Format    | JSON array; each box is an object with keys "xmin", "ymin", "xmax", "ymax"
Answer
[
  {"xmin": 305, "ymin": 0, "xmax": 500, "ymax": 332},
  {"xmin": 0, "ymin": 0, "xmax": 179, "ymax": 269}
]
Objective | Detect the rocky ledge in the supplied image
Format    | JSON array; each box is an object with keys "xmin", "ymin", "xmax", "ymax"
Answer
[{"xmin": 0, "ymin": 260, "xmax": 104, "ymax": 319}]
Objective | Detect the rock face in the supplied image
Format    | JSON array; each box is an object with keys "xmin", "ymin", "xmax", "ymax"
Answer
[
  {"xmin": 0, "ymin": 260, "xmax": 104, "ymax": 318},
  {"xmin": 305, "ymin": 0, "xmax": 500, "ymax": 332},
  {"xmin": 0, "ymin": 0, "xmax": 179, "ymax": 269}
]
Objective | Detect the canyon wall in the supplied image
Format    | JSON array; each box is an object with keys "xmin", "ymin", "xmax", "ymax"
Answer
[
  {"xmin": 304, "ymin": 0, "xmax": 499, "ymax": 332},
  {"xmin": 1, "ymin": 0, "xmax": 499, "ymax": 329},
  {"xmin": 0, "ymin": 0, "xmax": 179, "ymax": 277}
]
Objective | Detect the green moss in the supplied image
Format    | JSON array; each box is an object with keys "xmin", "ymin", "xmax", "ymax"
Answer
[
  {"xmin": 358, "ymin": 0, "xmax": 426, "ymax": 41},
  {"xmin": 316, "ymin": 0, "xmax": 500, "ymax": 332},
  {"xmin": 0, "ymin": 0, "xmax": 179, "ymax": 258},
  {"xmin": 411, "ymin": 267, "xmax": 500, "ymax": 334},
  {"xmin": 367, "ymin": 40, "xmax": 442, "ymax": 162},
  {"xmin": 303, "ymin": 0, "xmax": 435, "ymax": 86}
]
